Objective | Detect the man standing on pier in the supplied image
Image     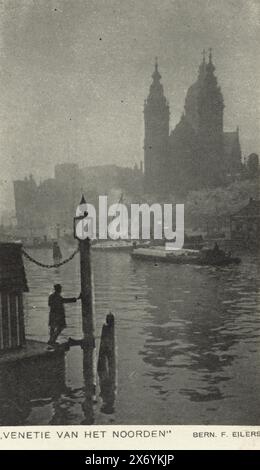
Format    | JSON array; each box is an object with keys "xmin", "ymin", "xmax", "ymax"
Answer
[{"xmin": 48, "ymin": 283, "xmax": 79, "ymax": 346}]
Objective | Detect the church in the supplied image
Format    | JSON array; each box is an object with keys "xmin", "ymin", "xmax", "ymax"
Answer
[{"xmin": 144, "ymin": 51, "xmax": 242, "ymax": 195}]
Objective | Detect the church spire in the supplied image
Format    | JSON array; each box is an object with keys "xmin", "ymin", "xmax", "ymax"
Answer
[
  {"xmin": 144, "ymin": 58, "xmax": 170, "ymax": 193},
  {"xmin": 199, "ymin": 48, "xmax": 224, "ymax": 125},
  {"xmin": 198, "ymin": 49, "xmax": 207, "ymax": 81},
  {"xmin": 197, "ymin": 49, "xmax": 225, "ymax": 185},
  {"xmin": 152, "ymin": 56, "xmax": 161, "ymax": 81},
  {"xmin": 206, "ymin": 47, "xmax": 215, "ymax": 73},
  {"xmin": 146, "ymin": 57, "xmax": 167, "ymax": 105}
]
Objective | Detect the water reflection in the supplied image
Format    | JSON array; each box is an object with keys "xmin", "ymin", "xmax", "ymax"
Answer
[
  {"xmin": 81, "ymin": 347, "xmax": 96, "ymax": 425},
  {"xmin": 97, "ymin": 316, "xmax": 117, "ymax": 415},
  {"xmin": 0, "ymin": 249, "xmax": 259, "ymax": 424},
  {"xmin": 138, "ymin": 257, "xmax": 260, "ymax": 411},
  {"xmin": 0, "ymin": 353, "xmax": 66, "ymax": 425}
]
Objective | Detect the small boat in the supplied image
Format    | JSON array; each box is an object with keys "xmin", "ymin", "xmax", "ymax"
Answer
[
  {"xmin": 92, "ymin": 240, "xmax": 150, "ymax": 252},
  {"xmin": 131, "ymin": 246, "xmax": 241, "ymax": 266}
]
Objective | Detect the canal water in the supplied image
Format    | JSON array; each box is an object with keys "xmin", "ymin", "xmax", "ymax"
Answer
[{"xmin": 1, "ymin": 248, "xmax": 260, "ymax": 425}]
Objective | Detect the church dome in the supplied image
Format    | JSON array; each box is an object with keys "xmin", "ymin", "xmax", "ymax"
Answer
[
  {"xmin": 169, "ymin": 114, "xmax": 197, "ymax": 146},
  {"xmin": 184, "ymin": 53, "xmax": 207, "ymax": 132},
  {"xmin": 184, "ymin": 81, "xmax": 201, "ymax": 131}
]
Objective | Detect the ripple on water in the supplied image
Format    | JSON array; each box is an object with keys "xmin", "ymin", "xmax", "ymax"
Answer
[{"xmin": 0, "ymin": 250, "xmax": 258, "ymax": 425}]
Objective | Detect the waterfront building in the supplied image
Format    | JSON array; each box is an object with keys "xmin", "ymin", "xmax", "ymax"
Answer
[{"xmin": 230, "ymin": 197, "xmax": 260, "ymax": 248}]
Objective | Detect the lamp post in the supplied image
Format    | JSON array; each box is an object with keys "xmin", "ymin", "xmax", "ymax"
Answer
[
  {"xmin": 74, "ymin": 195, "xmax": 95, "ymax": 349},
  {"xmin": 74, "ymin": 195, "xmax": 96, "ymax": 421}
]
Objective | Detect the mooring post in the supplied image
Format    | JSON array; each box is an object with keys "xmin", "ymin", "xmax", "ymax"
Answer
[
  {"xmin": 79, "ymin": 236, "xmax": 96, "ymax": 424},
  {"xmin": 79, "ymin": 236, "xmax": 95, "ymax": 348},
  {"xmin": 74, "ymin": 196, "xmax": 96, "ymax": 422},
  {"xmin": 74, "ymin": 194, "xmax": 95, "ymax": 349},
  {"xmin": 98, "ymin": 313, "xmax": 116, "ymax": 382}
]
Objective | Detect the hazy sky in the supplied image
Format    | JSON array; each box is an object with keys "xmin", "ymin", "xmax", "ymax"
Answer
[{"xmin": 0, "ymin": 0, "xmax": 259, "ymax": 211}]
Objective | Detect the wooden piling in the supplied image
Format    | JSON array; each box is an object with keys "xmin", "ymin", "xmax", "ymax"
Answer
[
  {"xmin": 73, "ymin": 198, "xmax": 97, "ymax": 421},
  {"xmin": 79, "ymin": 237, "xmax": 95, "ymax": 348},
  {"xmin": 97, "ymin": 313, "xmax": 117, "ymax": 413}
]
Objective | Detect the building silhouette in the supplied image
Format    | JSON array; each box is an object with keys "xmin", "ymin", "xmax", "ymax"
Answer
[
  {"xmin": 13, "ymin": 163, "xmax": 143, "ymax": 239},
  {"xmin": 144, "ymin": 57, "xmax": 170, "ymax": 193},
  {"xmin": 144, "ymin": 51, "xmax": 242, "ymax": 194},
  {"xmin": 13, "ymin": 164, "xmax": 81, "ymax": 239}
]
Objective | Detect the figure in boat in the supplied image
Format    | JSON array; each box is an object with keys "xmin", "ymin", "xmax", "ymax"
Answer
[{"xmin": 204, "ymin": 242, "xmax": 227, "ymax": 263}]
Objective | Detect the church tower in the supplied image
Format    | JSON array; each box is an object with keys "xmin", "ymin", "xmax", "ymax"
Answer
[
  {"xmin": 197, "ymin": 49, "xmax": 225, "ymax": 185},
  {"xmin": 144, "ymin": 59, "xmax": 170, "ymax": 193}
]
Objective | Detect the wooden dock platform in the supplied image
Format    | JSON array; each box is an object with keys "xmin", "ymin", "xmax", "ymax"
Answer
[{"xmin": 0, "ymin": 339, "xmax": 69, "ymax": 365}]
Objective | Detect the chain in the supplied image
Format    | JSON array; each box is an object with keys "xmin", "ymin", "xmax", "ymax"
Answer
[{"xmin": 22, "ymin": 246, "xmax": 79, "ymax": 269}]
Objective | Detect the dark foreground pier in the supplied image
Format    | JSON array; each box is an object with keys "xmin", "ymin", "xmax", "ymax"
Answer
[{"xmin": 0, "ymin": 339, "xmax": 68, "ymax": 366}]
